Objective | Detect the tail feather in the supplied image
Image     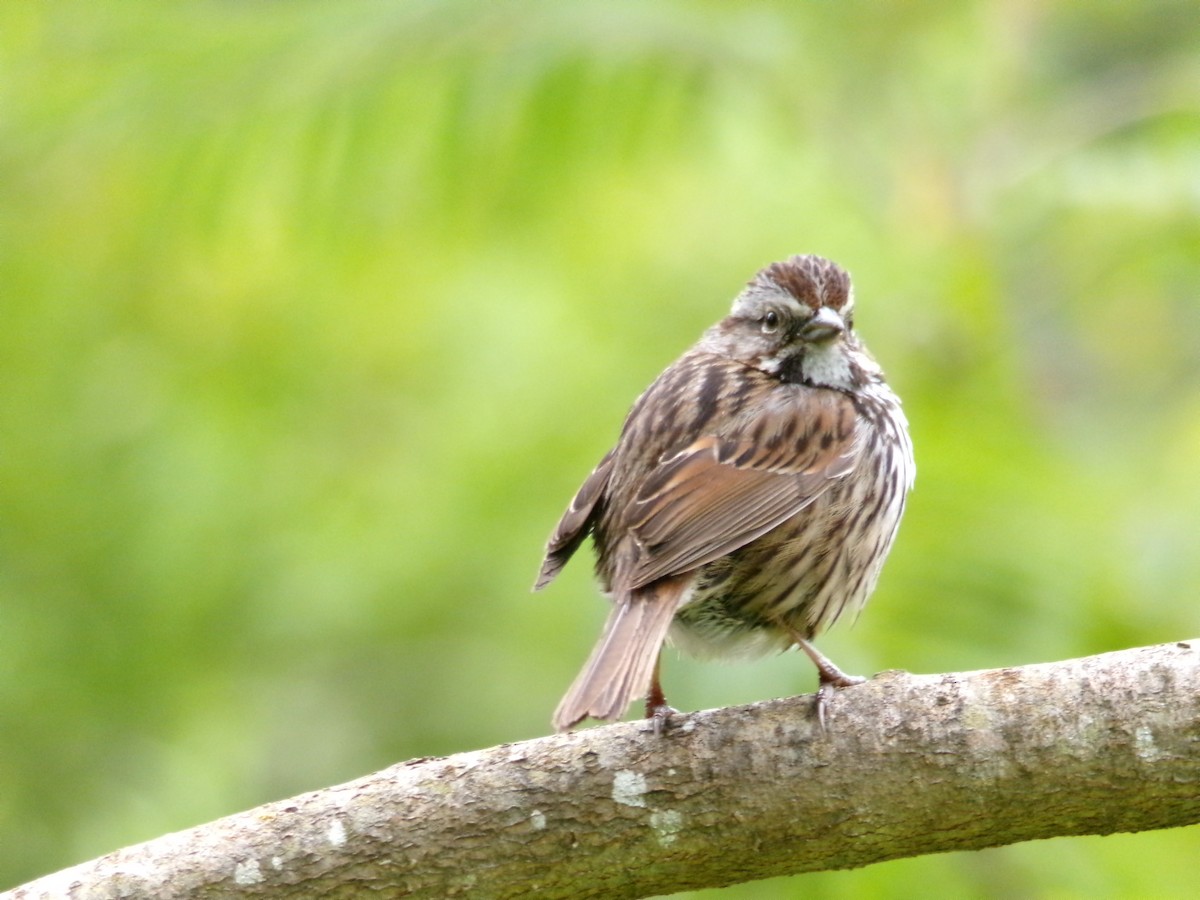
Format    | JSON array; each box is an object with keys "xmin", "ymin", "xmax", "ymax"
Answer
[{"xmin": 553, "ymin": 576, "xmax": 690, "ymax": 732}]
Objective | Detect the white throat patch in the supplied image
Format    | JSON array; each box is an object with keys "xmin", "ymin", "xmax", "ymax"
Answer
[{"xmin": 799, "ymin": 341, "xmax": 855, "ymax": 389}]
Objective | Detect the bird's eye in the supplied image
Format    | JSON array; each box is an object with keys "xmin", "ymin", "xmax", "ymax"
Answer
[{"xmin": 762, "ymin": 310, "xmax": 781, "ymax": 334}]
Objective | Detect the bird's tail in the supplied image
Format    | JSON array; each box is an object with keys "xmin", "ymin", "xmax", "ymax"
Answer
[{"xmin": 553, "ymin": 575, "xmax": 690, "ymax": 732}]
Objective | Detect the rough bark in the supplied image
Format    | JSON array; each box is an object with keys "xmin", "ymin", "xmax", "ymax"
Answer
[{"xmin": 6, "ymin": 640, "xmax": 1200, "ymax": 899}]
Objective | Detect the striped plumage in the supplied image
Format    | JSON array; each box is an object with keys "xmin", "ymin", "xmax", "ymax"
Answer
[{"xmin": 536, "ymin": 255, "xmax": 914, "ymax": 732}]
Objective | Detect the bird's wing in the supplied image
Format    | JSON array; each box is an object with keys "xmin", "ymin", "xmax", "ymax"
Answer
[
  {"xmin": 616, "ymin": 389, "xmax": 861, "ymax": 592},
  {"xmin": 533, "ymin": 449, "xmax": 615, "ymax": 591}
]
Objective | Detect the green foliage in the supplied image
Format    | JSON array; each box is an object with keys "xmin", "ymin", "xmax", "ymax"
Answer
[{"xmin": 2, "ymin": 1, "xmax": 1198, "ymax": 894}]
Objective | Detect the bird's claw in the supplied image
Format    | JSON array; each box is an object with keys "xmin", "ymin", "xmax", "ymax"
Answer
[
  {"xmin": 647, "ymin": 702, "xmax": 680, "ymax": 736},
  {"xmin": 814, "ymin": 672, "xmax": 866, "ymax": 731}
]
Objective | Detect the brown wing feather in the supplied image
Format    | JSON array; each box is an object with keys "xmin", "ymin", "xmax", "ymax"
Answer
[
  {"xmin": 533, "ymin": 449, "xmax": 615, "ymax": 591},
  {"xmin": 616, "ymin": 391, "xmax": 860, "ymax": 592}
]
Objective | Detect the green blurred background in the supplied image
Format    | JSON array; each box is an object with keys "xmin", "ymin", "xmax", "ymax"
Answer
[{"xmin": 2, "ymin": 1, "xmax": 1198, "ymax": 895}]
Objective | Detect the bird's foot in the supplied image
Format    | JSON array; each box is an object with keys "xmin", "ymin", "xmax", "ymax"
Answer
[
  {"xmin": 645, "ymin": 701, "xmax": 681, "ymax": 736},
  {"xmin": 645, "ymin": 665, "xmax": 679, "ymax": 736},
  {"xmin": 814, "ymin": 673, "xmax": 865, "ymax": 731},
  {"xmin": 792, "ymin": 636, "xmax": 865, "ymax": 731}
]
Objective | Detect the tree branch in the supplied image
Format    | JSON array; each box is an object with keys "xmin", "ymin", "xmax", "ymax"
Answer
[{"xmin": 7, "ymin": 640, "xmax": 1200, "ymax": 899}]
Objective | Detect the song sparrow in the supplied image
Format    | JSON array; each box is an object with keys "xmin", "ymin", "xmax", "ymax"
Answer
[{"xmin": 535, "ymin": 254, "xmax": 914, "ymax": 733}]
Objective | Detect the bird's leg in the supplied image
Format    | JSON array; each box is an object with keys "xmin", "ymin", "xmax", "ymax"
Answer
[
  {"xmin": 777, "ymin": 623, "xmax": 865, "ymax": 730},
  {"xmin": 795, "ymin": 636, "xmax": 866, "ymax": 687},
  {"xmin": 644, "ymin": 652, "xmax": 678, "ymax": 736}
]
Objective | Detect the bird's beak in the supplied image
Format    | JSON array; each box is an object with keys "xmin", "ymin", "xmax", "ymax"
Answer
[{"xmin": 800, "ymin": 307, "xmax": 845, "ymax": 343}]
